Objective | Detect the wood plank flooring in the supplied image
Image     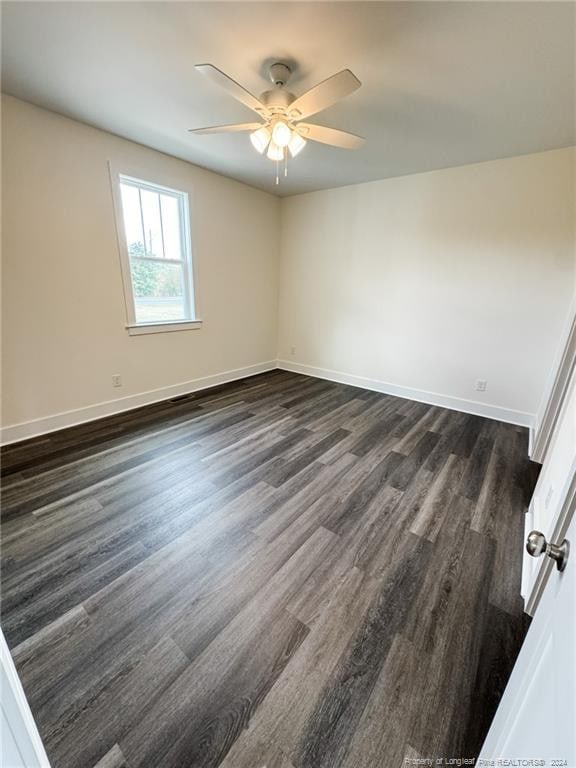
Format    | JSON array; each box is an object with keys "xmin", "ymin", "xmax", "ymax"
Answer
[{"xmin": 1, "ymin": 370, "xmax": 539, "ymax": 768}]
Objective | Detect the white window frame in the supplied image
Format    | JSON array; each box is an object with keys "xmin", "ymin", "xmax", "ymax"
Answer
[{"xmin": 109, "ymin": 162, "xmax": 202, "ymax": 335}]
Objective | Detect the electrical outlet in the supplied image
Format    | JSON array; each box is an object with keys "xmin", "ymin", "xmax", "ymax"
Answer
[
  {"xmin": 112, "ymin": 374, "xmax": 122, "ymax": 388},
  {"xmin": 475, "ymin": 379, "xmax": 487, "ymax": 392},
  {"xmin": 290, "ymin": 346, "xmax": 296, "ymax": 357}
]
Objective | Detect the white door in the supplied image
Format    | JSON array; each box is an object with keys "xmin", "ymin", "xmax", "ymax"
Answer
[
  {"xmin": 1, "ymin": 630, "xmax": 50, "ymax": 768},
  {"xmin": 523, "ymin": 369, "xmax": 576, "ymax": 605},
  {"xmin": 480, "ymin": 508, "xmax": 576, "ymax": 764}
]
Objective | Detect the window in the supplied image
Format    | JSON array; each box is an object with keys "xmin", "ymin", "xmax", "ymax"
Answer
[{"xmin": 112, "ymin": 170, "xmax": 200, "ymax": 334}]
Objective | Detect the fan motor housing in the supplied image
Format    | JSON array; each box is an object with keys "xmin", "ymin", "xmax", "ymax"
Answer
[{"xmin": 260, "ymin": 89, "xmax": 295, "ymax": 110}]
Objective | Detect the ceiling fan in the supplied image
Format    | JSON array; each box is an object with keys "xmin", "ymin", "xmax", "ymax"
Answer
[{"xmin": 189, "ymin": 62, "xmax": 364, "ymax": 182}]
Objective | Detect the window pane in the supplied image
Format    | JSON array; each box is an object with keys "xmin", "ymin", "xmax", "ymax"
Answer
[
  {"xmin": 140, "ymin": 189, "xmax": 164, "ymax": 259},
  {"xmin": 130, "ymin": 259, "xmax": 188, "ymax": 323},
  {"xmin": 120, "ymin": 184, "xmax": 145, "ymax": 258},
  {"xmin": 160, "ymin": 194, "xmax": 183, "ymax": 261}
]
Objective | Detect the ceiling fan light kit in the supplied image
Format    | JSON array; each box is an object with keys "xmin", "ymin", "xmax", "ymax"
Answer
[
  {"xmin": 288, "ymin": 131, "xmax": 306, "ymax": 158},
  {"xmin": 271, "ymin": 119, "xmax": 292, "ymax": 148},
  {"xmin": 249, "ymin": 125, "xmax": 271, "ymax": 154},
  {"xmin": 190, "ymin": 61, "xmax": 365, "ymax": 184},
  {"xmin": 266, "ymin": 140, "xmax": 284, "ymax": 162}
]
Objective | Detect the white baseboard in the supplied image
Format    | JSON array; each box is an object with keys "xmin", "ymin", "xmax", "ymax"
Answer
[
  {"xmin": 528, "ymin": 426, "xmax": 535, "ymax": 458},
  {"xmin": 0, "ymin": 361, "xmax": 276, "ymax": 445},
  {"xmin": 1, "ymin": 358, "xmax": 535, "ymax": 445},
  {"xmin": 277, "ymin": 359, "xmax": 535, "ymax": 429}
]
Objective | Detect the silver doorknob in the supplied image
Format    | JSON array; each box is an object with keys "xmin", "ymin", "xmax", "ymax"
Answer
[{"xmin": 526, "ymin": 530, "xmax": 570, "ymax": 572}]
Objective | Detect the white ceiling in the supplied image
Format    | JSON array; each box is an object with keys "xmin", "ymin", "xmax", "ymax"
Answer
[{"xmin": 2, "ymin": 1, "xmax": 574, "ymax": 196}]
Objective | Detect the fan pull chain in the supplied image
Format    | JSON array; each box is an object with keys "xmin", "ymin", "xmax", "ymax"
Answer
[
  {"xmin": 275, "ymin": 160, "xmax": 279, "ymax": 186},
  {"xmin": 284, "ymin": 148, "xmax": 288, "ymax": 177}
]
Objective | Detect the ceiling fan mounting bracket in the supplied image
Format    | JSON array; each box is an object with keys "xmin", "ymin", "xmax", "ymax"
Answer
[{"xmin": 269, "ymin": 62, "xmax": 292, "ymax": 88}]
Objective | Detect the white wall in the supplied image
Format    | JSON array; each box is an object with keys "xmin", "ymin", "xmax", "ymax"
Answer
[
  {"xmin": 1, "ymin": 96, "xmax": 280, "ymax": 439},
  {"xmin": 277, "ymin": 148, "xmax": 576, "ymax": 426}
]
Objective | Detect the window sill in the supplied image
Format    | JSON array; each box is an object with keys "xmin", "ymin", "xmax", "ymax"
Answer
[{"xmin": 126, "ymin": 320, "xmax": 203, "ymax": 336}]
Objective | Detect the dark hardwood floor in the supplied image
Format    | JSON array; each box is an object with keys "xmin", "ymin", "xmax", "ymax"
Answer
[{"xmin": 1, "ymin": 370, "xmax": 539, "ymax": 768}]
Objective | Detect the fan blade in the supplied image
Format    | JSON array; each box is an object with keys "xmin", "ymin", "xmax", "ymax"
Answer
[
  {"xmin": 297, "ymin": 123, "xmax": 365, "ymax": 149},
  {"xmin": 188, "ymin": 122, "xmax": 263, "ymax": 135},
  {"xmin": 287, "ymin": 70, "xmax": 361, "ymax": 120},
  {"xmin": 195, "ymin": 64, "xmax": 267, "ymax": 115}
]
